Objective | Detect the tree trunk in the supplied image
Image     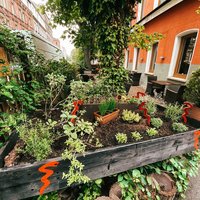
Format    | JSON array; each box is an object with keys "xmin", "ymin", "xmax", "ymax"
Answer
[{"xmin": 84, "ymin": 47, "xmax": 92, "ymax": 70}]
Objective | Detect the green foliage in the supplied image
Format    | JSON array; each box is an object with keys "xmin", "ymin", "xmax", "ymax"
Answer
[
  {"xmin": 100, "ymin": 66, "xmax": 129, "ymax": 96},
  {"xmin": 61, "ymin": 102, "xmax": 102, "ymax": 186},
  {"xmin": 184, "ymin": 68, "xmax": 200, "ymax": 107},
  {"xmin": 129, "ymin": 24, "xmax": 164, "ymax": 50},
  {"xmin": 165, "ymin": 103, "xmax": 183, "ymax": 122},
  {"xmin": 151, "ymin": 118, "xmax": 163, "ymax": 129},
  {"xmin": 98, "ymin": 98, "xmax": 116, "ymax": 116},
  {"xmin": 69, "ymin": 80, "xmax": 112, "ymax": 103},
  {"xmin": 146, "ymin": 128, "xmax": 158, "ymax": 136},
  {"xmin": 17, "ymin": 119, "xmax": 56, "ymax": 161},
  {"xmin": 77, "ymin": 179, "xmax": 103, "ymax": 200},
  {"xmin": 131, "ymin": 131, "xmax": 143, "ymax": 141},
  {"xmin": 172, "ymin": 122, "xmax": 188, "ymax": 133},
  {"xmin": 145, "ymin": 99, "xmax": 157, "ymax": 116},
  {"xmin": 36, "ymin": 192, "xmax": 60, "ymax": 200},
  {"xmin": 118, "ymin": 151, "xmax": 200, "ymax": 199},
  {"xmin": 115, "ymin": 133, "xmax": 128, "ymax": 144},
  {"xmin": 44, "ymin": 73, "xmax": 66, "ymax": 118},
  {"xmin": 122, "ymin": 109, "xmax": 141, "ymax": 123},
  {"xmin": 0, "ymin": 112, "xmax": 26, "ymax": 148}
]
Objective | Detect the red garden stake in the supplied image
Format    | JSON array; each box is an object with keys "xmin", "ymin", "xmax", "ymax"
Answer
[
  {"xmin": 194, "ymin": 130, "xmax": 200, "ymax": 150},
  {"xmin": 138, "ymin": 101, "xmax": 151, "ymax": 125},
  {"xmin": 38, "ymin": 161, "xmax": 60, "ymax": 195},
  {"xmin": 182, "ymin": 102, "xmax": 193, "ymax": 123},
  {"xmin": 71, "ymin": 100, "xmax": 83, "ymax": 124},
  {"xmin": 134, "ymin": 92, "xmax": 146, "ymax": 99}
]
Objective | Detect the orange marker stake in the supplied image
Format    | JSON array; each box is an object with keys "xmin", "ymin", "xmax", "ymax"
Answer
[
  {"xmin": 194, "ymin": 130, "xmax": 200, "ymax": 150},
  {"xmin": 38, "ymin": 161, "xmax": 60, "ymax": 195}
]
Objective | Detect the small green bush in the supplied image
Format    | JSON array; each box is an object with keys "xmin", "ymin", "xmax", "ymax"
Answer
[
  {"xmin": 131, "ymin": 131, "xmax": 143, "ymax": 141},
  {"xmin": 151, "ymin": 117, "xmax": 163, "ymax": 129},
  {"xmin": 184, "ymin": 68, "xmax": 200, "ymax": 107},
  {"xmin": 122, "ymin": 109, "xmax": 141, "ymax": 123},
  {"xmin": 172, "ymin": 122, "xmax": 188, "ymax": 133},
  {"xmin": 17, "ymin": 120, "xmax": 55, "ymax": 161},
  {"xmin": 115, "ymin": 133, "xmax": 128, "ymax": 144},
  {"xmin": 165, "ymin": 103, "xmax": 183, "ymax": 122},
  {"xmin": 98, "ymin": 98, "xmax": 116, "ymax": 116},
  {"xmin": 145, "ymin": 99, "xmax": 157, "ymax": 116},
  {"xmin": 146, "ymin": 128, "xmax": 158, "ymax": 136}
]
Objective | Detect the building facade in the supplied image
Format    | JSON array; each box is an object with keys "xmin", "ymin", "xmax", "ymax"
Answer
[
  {"xmin": 0, "ymin": 0, "xmax": 61, "ymax": 48},
  {"xmin": 127, "ymin": 0, "xmax": 200, "ymax": 88}
]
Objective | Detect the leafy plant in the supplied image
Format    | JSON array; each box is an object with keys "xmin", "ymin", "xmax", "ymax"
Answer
[
  {"xmin": 118, "ymin": 150, "xmax": 200, "ymax": 199},
  {"xmin": 146, "ymin": 128, "xmax": 158, "ymax": 136},
  {"xmin": 184, "ymin": 68, "xmax": 200, "ymax": 107},
  {"xmin": 145, "ymin": 99, "xmax": 157, "ymax": 116},
  {"xmin": 165, "ymin": 103, "xmax": 183, "ymax": 122},
  {"xmin": 77, "ymin": 179, "xmax": 103, "ymax": 200},
  {"xmin": 0, "ymin": 112, "xmax": 26, "ymax": 148},
  {"xmin": 172, "ymin": 122, "xmax": 188, "ymax": 133},
  {"xmin": 44, "ymin": 73, "xmax": 66, "ymax": 118},
  {"xmin": 151, "ymin": 118, "xmax": 163, "ymax": 129},
  {"xmin": 17, "ymin": 119, "xmax": 56, "ymax": 161},
  {"xmin": 98, "ymin": 98, "xmax": 116, "ymax": 116},
  {"xmin": 61, "ymin": 102, "xmax": 102, "ymax": 186},
  {"xmin": 131, "ymin": 131, "xmax": 143, "ymax": 141},
  {"xmin": 115, "ymin": 133, "xmax": 128, "ymax": 144},
  {"xmin": 122, "ymin": 109, "xmax": 141, "ymax": 123}
]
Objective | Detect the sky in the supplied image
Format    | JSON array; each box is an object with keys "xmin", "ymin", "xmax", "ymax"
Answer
[{"xmin": 31, "ymin": 0, "xmax": 75, "ymax": 57}]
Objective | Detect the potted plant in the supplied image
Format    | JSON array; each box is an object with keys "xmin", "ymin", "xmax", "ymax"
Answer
[
  {"xmin": 184, "ymin": 68, "xmax": 200, "ymax": 121},
  {"xmin": 94, "ymin": 98, "xmax": 120, "ymax": 125}
]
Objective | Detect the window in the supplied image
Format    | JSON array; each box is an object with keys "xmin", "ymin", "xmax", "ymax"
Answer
[
  {"xmin": 149, "ymin": 43, "xmax": 158, "ymax": 73},
  {"xmin": 11, "ymin": 3, "xmax": 15, "ymax": 15},
  {"xmin": 137, "ymin": 1, "xmax": 144, "ymax": 22},
  {"xmin": 173, "ymin": 33, "xmax": 197, "ymax": 79},
  {"xmin": 132, "ymin": 48, "xmax": 140, "ymax": 71}
]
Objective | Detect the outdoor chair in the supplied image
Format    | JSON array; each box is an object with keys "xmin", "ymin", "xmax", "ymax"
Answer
[
  {"xmin": 145, "ymin": 75, "xmax": 163, "ymax": 95},
  {"xmin": 164, "ymin": 85, "xmax": 186, "ymax": 104},
  {"xmin": 130, "ymin": 72, "xmax": 142, "ymax": 86}
]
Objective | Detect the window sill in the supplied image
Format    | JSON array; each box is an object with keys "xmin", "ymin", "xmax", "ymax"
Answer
[
  {"xmin": 167, "ymin": 76, "xmax": 187, "ymax": 83},
  {"xmin": 145, "ymin": 72, "xmax": 154, "ymax": 75}
]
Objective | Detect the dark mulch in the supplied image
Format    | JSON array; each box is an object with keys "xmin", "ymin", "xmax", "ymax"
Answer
[{"xmin": 4, "ymin": 108, "xmax": 195, "ymax": 167}]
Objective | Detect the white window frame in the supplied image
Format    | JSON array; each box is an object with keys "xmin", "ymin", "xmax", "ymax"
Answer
[
  {"xmin": 153, "ymin": 0, "xmax": 159, "ymax": 9},
  {"xmin": 168, "ymin": 29, "xmax": 199, "ymax": 81},
  {"xmin": 132, "ymin": 47, "xmax": 139, "ymax": 71},
  {"xmin": 145, "ymin": 50, "xmax": 153, "ymax": 73},
  {"xmin": 137, "ymin": 2, "xmax": 143, "ymax": 22}
]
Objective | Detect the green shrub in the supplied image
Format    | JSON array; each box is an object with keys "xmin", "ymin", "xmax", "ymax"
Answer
[
  {"xmin": 122, "ymin": 109, "xmax": 141, "ymax": 123},
  {"xmin": 145, "ymin": 99, "xmax": 157, "ymax": 116},
  {"xmin": 98, "ymin": 98, "xmax": 116, "ymax": 116},
  {"xmin": 17, "ymin": 119, "xmax": 55, "ymax": 161},
  {"xmin": 115, "ymin": 133, "xmax": 128, "ymax": 144},
  {"xmin": 184, "ymin": 68, "xmax": 200, "ymax": 107},
  {"xmin": 172, "ymin": 122, "xmax": 188, "ymax": 133},
  {"xmin": 146, "ymin": 128, "xmax": 158, "ymax": 136},
  {"xmin": 131, "ymin": 131, "xmax": 143, "ymax": 141},
  {"xmin": 165, "ymin": 103, "xmax": 183, "ymax": 122},
  {"xmin": 151, "ymin": 117, "xmax": 163, "ymax": 129}
]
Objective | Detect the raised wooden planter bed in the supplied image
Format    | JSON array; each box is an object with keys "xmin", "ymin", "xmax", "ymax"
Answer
[{"xmin": 0, "ymin": 117, "xmax": 199, "ymax": 200}]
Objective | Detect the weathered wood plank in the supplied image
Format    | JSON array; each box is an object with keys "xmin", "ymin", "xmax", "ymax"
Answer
[{"xmin": 0, "ymin": 129, "xmax": 199, "ymax": 200}]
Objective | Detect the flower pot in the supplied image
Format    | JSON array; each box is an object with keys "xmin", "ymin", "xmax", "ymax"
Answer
[
  {"xmin": 189, "ymin": 105, "xmax": 200, "ymax": 121},
  {"xmin": 94, "ymin": 109, "xmax": 120, "ymax": 125}
]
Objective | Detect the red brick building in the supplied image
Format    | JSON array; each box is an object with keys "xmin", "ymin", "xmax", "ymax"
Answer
[
  {"xmin": 127, "ymin": 0, "xmax": 200, "ymax": 88},
  {"xmin": 0, "ymin": 0, "xmax": 60, "ymax": 48}
]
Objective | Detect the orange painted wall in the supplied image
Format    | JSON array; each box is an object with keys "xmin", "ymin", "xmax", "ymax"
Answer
[
  {"xmin": 145, "ymin": 0, "xmax": 198, "ymax": 64},
  {"xmin": 129, "ymin": 0, "xmax": 200, "ymax": 66},
  {"xmin": 143, "ymin": 0, "xmax": 154, "ymax": 17}
]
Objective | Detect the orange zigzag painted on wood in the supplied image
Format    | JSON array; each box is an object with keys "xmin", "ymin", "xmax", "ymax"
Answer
[
  {"xmin": 182, "ymin": 102, "xmax": 193, "ymax": 124},
  {"xmin": 38, "ymin": 161, "xmax": 60, "ymax": 195}
]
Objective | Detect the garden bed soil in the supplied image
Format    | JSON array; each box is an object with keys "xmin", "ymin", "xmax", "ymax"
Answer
[{"xmin": 3, "ymin": 104, "xmax": 198, "ymax": 167}]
